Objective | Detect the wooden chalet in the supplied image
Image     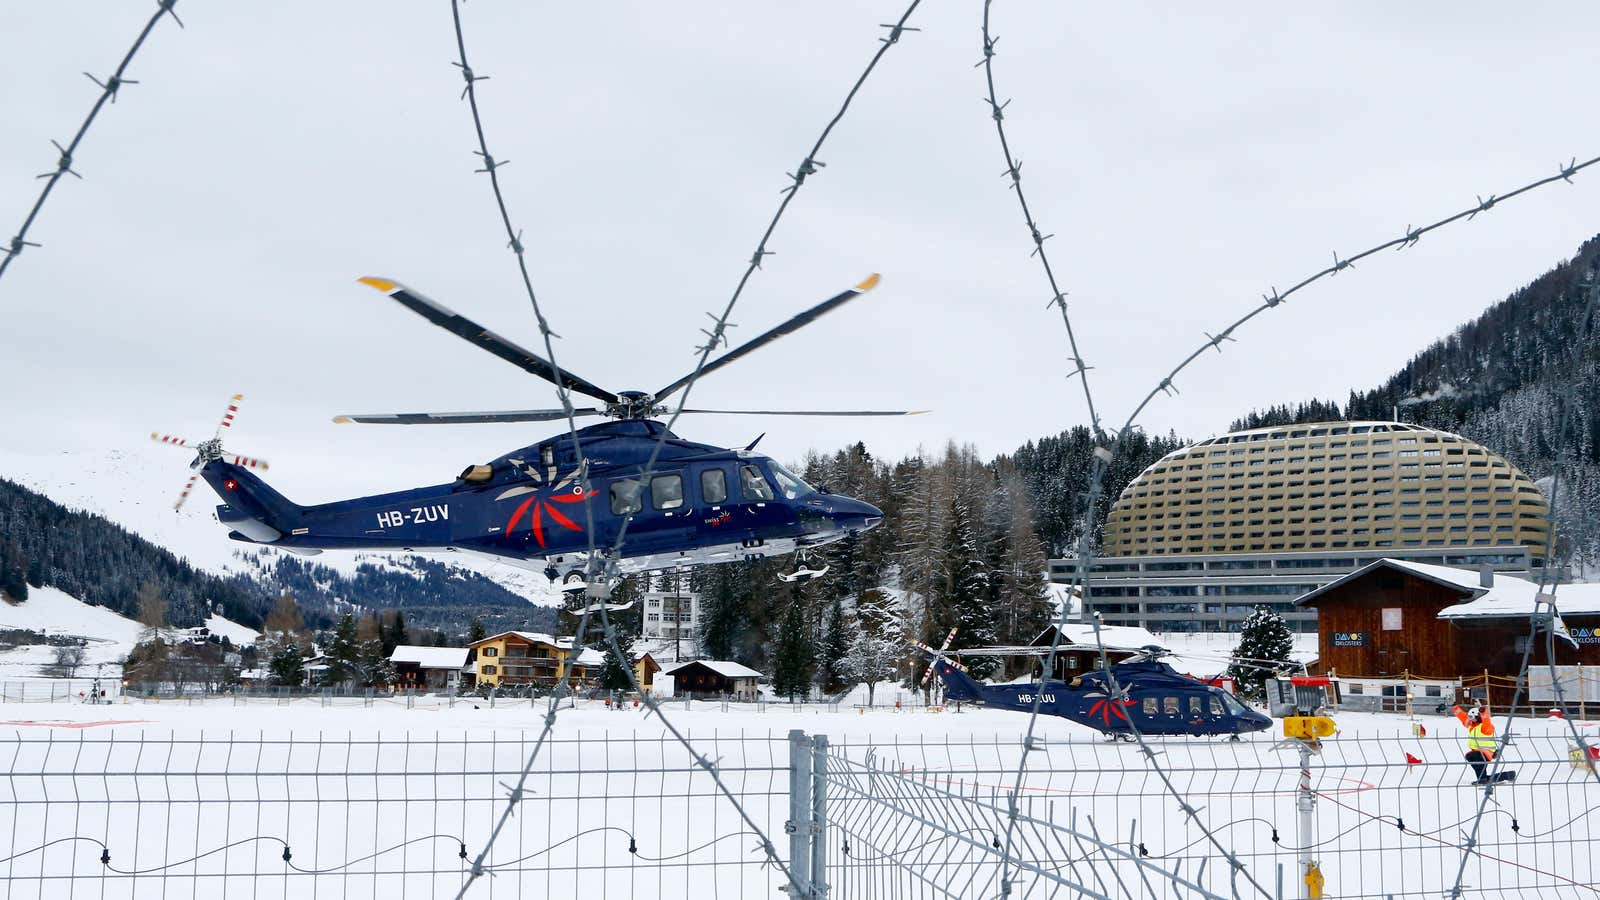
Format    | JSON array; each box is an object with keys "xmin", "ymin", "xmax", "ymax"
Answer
[
  {"xmin": 390, "ymin": 645, "xmax": 473, "ymax": 692},
  {"xmin": 1295, "ymin": 559, "xmax": 1600, "ymax": 708},
  {"xmin": 1026, "ymin": 623, "xmax": 1160, "ymax": 680},
  {"xmin": 661, "ymin": 660, "xmax": 764, "ymax": 700}
]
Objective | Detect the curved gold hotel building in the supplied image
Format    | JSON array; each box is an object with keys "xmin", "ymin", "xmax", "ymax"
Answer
[
  {"xmin": 1058, "ymin": 423, "xmax": 1553, "ymax": 632},
  {"xmin": 1102, "ymin": 421, "xmax": 1550, "ymax": 560}
]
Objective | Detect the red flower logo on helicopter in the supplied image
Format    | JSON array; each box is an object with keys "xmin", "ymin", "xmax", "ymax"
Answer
[
  {"xmin": 504, "ymin": 485, "xmax": 588, "ymax": 548},
  {"xmin": 1086, "ymin": 692, "xmax": 1137, "ymax": 725}
]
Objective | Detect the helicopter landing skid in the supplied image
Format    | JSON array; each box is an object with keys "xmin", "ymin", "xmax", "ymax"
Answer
[{"xmin": 778, "ymin": 554, "xmax": 829, "ymax": 583}]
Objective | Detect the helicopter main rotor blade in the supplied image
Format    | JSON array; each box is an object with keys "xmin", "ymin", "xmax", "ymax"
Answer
[
  {"xmin": 333, "ymin": 408, "xmax": 605, "ymax": 426},
  {"xmin": 654, "ymin": 273, "xmax": 881, "ymax": 402},
  {"xmin": 677, "ymin": 408, "xmax": 928, "ymax": 417},
  {"xmin": 357, "ymin": 277, "xmax": 619, "ymax": 405}
]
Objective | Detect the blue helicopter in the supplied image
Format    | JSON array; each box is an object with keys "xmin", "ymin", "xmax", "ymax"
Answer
[
  {"xmin": 915, "ymin": 635, "xmax": 1272, "ymax": 739},
  {"xmin": 152, "ymin": 274, "xmax": 916, "ymax": 589}
]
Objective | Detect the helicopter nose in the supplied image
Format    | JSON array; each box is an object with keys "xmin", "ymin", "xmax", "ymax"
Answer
[{"xmin": 832, "ymin": 497, "xmax": 883, "ymax": 535}]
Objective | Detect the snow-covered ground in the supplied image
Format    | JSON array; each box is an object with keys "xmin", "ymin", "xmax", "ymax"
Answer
[{"xmin": 0, "ymin": 695, "xmax": 1592, "ymax": 898}]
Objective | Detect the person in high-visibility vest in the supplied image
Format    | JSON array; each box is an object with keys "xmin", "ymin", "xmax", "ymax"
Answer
[{"xmin": 1452, "ymin": 704, "xmax": 1509, "ymax": 784}]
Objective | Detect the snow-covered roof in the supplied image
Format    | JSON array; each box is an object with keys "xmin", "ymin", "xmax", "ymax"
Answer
[
  {"xmin": 390, "ymin": 645, "xmax": 471, "ymax": 669},
  {"xmin": 662, "ymin": 659, "xmax": 765, "ymax": 679},
  {"xmin": 1438, "ymin": 580, "xmax": 1600, "ymax": 619},
  {"xmin": 572, "ymin": 647, "xmax": 605, "ymax": 667},
  {"xmin": 1292, "ymin": 557, "xmax": 1600, "ymax": 620},
  {"xmin": 1294, "ymin": 558, "xmax": 1489, "ymax": 606},
  {"xmin": 1035, "ymin": 623, "xmax": 1165, "ymax": 651},
  {"xmin": 471, "ymin": 631, "xmax": 582, "ymax": 650}
]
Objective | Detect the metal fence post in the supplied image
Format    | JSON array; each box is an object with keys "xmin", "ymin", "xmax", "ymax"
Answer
[
  {"xmin": 811, "ymin": 733, "xmax": 829, "ymax": 897},
  {"xmin": 788, "ymin": 729, "xmax": 813, "ymax": 897}
]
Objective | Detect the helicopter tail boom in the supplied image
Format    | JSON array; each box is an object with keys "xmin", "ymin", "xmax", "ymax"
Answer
[{"xmin": 200, "ymin": 460, "xmax": 303, "ymax": 545}]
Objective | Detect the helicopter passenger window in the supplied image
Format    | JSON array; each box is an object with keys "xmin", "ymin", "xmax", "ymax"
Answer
[
  {"xmin": 1142, "ymin": 697, "xmax": 1157, "ymax": 715},
  {"xmin": 652, "ymin": 474, "xmax": 684, "ymax": 510},
  {"xmin": 1189, "ymin": 696, "xmax": 1204, "ymax": 716},
  {"xmin": 1209, "ymin": 696, "xmax": 1224, "ymax": 716},
  {"xmin": 610, "ymin": 480, "xmax": 642, "ymax": 516},
  {"xmin": 740, "ymin": 465, "xmax": 774, "ymax": 501},
  {"xmin": 1163, "ymin": 697, "xmax": 1180, "ymax": 716},
  {"xmin": 701, "ymin": 468, "xmax": 728, "ymax": 504}
]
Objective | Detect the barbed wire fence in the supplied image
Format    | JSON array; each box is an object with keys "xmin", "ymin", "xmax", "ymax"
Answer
[
  {"xmin": 2, "ymin": 3, "xmax": 1599, "ymax": 897},
  {"xmin": 0, "ymin": 0, "xmax": 182, "ymax": 289},
  {"xmin": 441, "ymin": 1, "xmax": 925, "ymax": 896},
  {"xmin": 975, "ymin": 3, "xmax": 1600, "ymax": 898},
  {"xmin": 7, "ymin": 727, "xmax": 1595, "ymax": 897},
  {"xmin": 1444, "ymin": 270, "xmax": 1600, "ymax": 898}
]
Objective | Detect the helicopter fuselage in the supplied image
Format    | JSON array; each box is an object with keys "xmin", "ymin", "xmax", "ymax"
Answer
[
  {"xmin": 199, "ymin": 419, "xmax": 883, "ymax": 576},
  {"xmin": 932, "ymin": 658, "xmax": 1273, "ymax": 738}
]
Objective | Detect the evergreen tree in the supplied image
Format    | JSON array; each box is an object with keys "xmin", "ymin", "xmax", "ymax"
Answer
[
  {"xmin": 1228, "ymin": 607, "xmax": 1294, "ymax": 702},
  {"xmin": 468, "ymin": 617, "xmax": 487, "ymax": 644},
  {"xmin": 24, "ymin": 557, "xmax": 45, "ymax": 590},
  {"xmin": 818, "ymin": 595, "xmax": 850, "ymax": 694},
  {"xmin": 322, "ymin": 612, "xmax": 359, "ymax": 687},
  {"xmin": 699, "ymin": 564, "xmax": 742, "ymax": 661},
  {"xmin": 354, "ymin": 613, "xmax": 392, "ymax": 687},
  {"xmin": 268, "ymin": 642, "xmax": 306, "ymax": 687},
  {"xmin": 0, "ymin": 537, "xmax": 28, "ymax": 602},
  {"xmin": 771, "ymin": 588, "xmax": 814, "ymax": 699},
  {"xmin": 942, "ymin": 494, "xmax": 997, "ymax": 679},
  {"xmin": 382, "ymin": 610, "xmax": 409, "ymax": 655},
  {"xmin": 598, "ymin": 642, "xmax": 633, "ymax": 691}
]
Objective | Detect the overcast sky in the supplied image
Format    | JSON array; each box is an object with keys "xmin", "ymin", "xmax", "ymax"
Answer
[{"xmin": 4, "ymin": 2, "xmax": 1600, "ymax": 505}]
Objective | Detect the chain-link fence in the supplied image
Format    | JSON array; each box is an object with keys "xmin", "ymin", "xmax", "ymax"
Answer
[{"xmin": 4, "ymin": 726, "xmax": 1593, "ymax": 898}]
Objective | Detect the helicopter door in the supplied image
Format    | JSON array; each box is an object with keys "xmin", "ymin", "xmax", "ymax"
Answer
[{"xmin": 618, "ymin": 471, "xmax": 697, "ymax": 552}]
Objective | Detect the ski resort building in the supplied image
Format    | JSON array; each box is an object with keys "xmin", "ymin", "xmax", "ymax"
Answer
[
  {"xmin": 1055, "ymin": 422, "xmax": 1551, "ymax": 633},
  {"xmin": 1294, "ymin": 558, "xmax": 1600, "ymax": 709}
]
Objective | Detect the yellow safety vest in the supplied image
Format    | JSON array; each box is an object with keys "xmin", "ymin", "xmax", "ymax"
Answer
[{"xmin": 1467, "ymin": 722, "xmax": 1495, "ymax": 753}]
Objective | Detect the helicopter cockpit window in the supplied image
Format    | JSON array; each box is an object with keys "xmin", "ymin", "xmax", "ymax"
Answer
[
  {"xmin": 739, "ymin": 465, "xmax": 773, "ymax": 501},
  {"xmin": 1208, "ymin": 696, "xmax": 1224, "ymax": 716},
  {"xmin": 1219, "ymin": 691, "xmax": 1248, "ymax": 716},
  {"xmin": 768, "ymin": 462, "xmax": 815, "ymax": 500},
  {"xmin": 610, "ymin": 480, "xmax": 642, "ymax": 516},
  {"xmin": 651, "ymin": 474, "xmax": 684, "ymax": 510},
  {"xmin": 701, "ymin": 468, "xmax": 728, "ymax": 504}
]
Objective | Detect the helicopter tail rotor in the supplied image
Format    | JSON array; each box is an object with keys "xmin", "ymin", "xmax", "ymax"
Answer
[{"xmin": 149, "ymin": 394, "xmax": 271, "ymax": 510}]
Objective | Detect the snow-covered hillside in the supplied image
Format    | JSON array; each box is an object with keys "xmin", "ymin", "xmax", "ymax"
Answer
[
  {"xmin": 0, "ymin": 445, "xmax": 565, "ymax": 606},
  {"xmin": 0, "ymin": 585, "xmax": 255, "ymax": 679}
]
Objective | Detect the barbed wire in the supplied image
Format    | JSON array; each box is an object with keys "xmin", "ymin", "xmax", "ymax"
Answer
[
  {"xmin": 1445, "ymin": 272, "xmax": 1600, "ymax": 898},
  {"xmin": 977, "ymin": 4, "xmax": 1267, "ymax": 895},
  {"xmin": 976, "ymin": 0, "xmax": 1101, "ymax": 440},
  {"xmin": 977, "ymin": 3, "xmax": 1600, "ymax": 894},
  {"xmin": 442, "ymin": 1, "xmax": 610, "ymax": 892},
  {"xmin": 0, "ymin": 824, "xmax": 765, "ymax": 876},
  {"xmin": 445, "ymin": 2, "xmax": 925, "ymax": 896},
  {"xmin": 0, "ymin": 0, "xmax": 182, "ymax": 289}
]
